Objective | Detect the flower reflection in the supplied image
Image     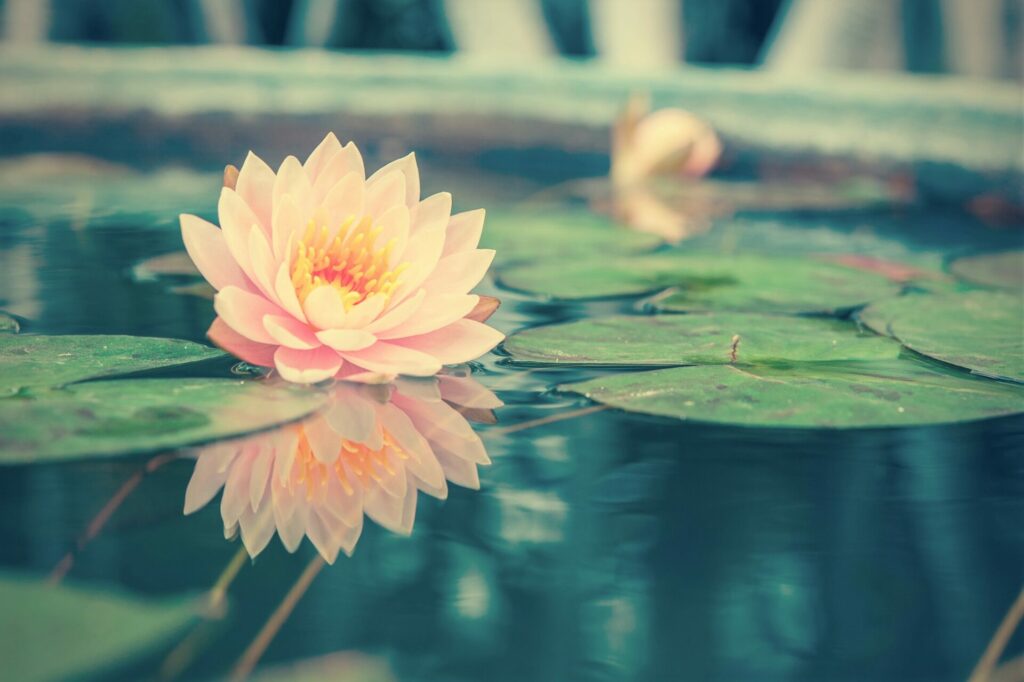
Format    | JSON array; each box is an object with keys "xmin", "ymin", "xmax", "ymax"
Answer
[{"xmin": 184, "ymin": 374, "xmax": 500, "ymax": 563}]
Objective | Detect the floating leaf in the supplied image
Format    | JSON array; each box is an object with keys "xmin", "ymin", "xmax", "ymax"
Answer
[
  {"xmin": 132, "ymin": 251, "xmax": 199, "ymax": 280},
  {"xmin": 950, "ymin": 250, "xmax": 1023, "ymax": 289},
  {"xmin": 0, "ymin": 313, "xmax": 17, "ymax": 334},
  {"xmin": 0, "ymin": 378, "xmax": 327, "ymax": 463},
  {"xmin": 170, "ymin": 282, "xmax": 216, "ymax": 300},
  {"xmin": 505, "ymin": 314, "xmax": 900, "ymax": 366},
  {"xmin": 0, "ymin": 335, "xmax": 224, "ymax": 396},
  {"xmin": 498, "ymin": 253, "xmax": 899, "ymax": 313},
  {"xmin": 482, "ymin": 208, "xmax": 661, "ymax": 265},
  {"xmin": 860, "ymin": 291, "xmax": 1024, "ymax": 382},
  {"xmin": 0, "ymin": 572, "xmax": 197, "ymax": 682},
  {"xmin": 563, "ymin": 358, "xmax": 1024, "ymax": 429},
  {"xmin": 252, "ymin": 651, "xmax": 396, "ymax": 682}
]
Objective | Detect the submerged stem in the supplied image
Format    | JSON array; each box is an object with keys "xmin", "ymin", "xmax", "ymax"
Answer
[
  {"xmin": 230, "ymin": 555, "xmax": 326, "ymax": 681},
  {"xmin": 48, "ymin": 452, "xmax": 178, "ymax": 585},
  {"xmin": 159, "ymin": 544, "xmax": 250, "ymax": 681},
  {"xmin": 969, "ymin": 585, "xmax": 1024, "ymax": 682},
  {"xmin": 483, "ymin": 404, "xmax": 609, "ymax": 437}
]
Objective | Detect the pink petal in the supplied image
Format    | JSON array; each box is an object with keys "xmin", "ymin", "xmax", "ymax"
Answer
[
  {"xmin": 274, "ymin": 261, "xmax": 307, "ymax": 323},
  {"xmin": 442, "ymin": 208, "xmax": 485, "ymax": 257},
  {"xmin": 374, "ymin": 204, "xmax": 409, "ymax": 265},
  {"xmin": 341, "ymin": 341, "xmax": 442, "ymax": 377},
  {"xmin": 367, "ymin": 289, "xmax": 425, "ymax": 334},
  {"xmin": 364, "ymin": 170, "xmax": 406, "ymax": 219},
  {"xmin": 235, "ymin": 151, "xmax": 275, "ymax": 235},
  {"xmin": 311, "ymin": 142, "xmax": 365, "ymax": 204},
  {"xmin": 180, "ymin": 213, "xmax": 249, "ymax": 292},
  {"xmin": 321, "ymin": 171, "xmax": 364, "ymax": 234},
  {"xmin": 273, "ymin": 155, "xmax": 313, "ymax": 218},
  {"xmin": 344, "ymin": 294, "xmax": 388, "ymax": 329},
  {"xmin": 274, "ymin": 345, "xmax": 343, "ymax": 384},
  {"xmin": 367, "ymin": 152, "xmax": 419, "ymax": 208},
  {"xmin": 411, "ymin": 191, "xmax": 451, "ymax": 233},
  {"xmin": 421, "ymin": 249, "xmax": 495, "ymax": 296},
  {"xmin": 208, "ymin": 317, "xmax": 276, "ymax": 367},
  {"xmin": 248, "ymin": 227, "xmax": 280, "ymax": 303},
  {"xmin": 214, "ymin": 286, "xmax": 286, "ymax": 345},
  {"xmin": 303, "ymin": 132, "xmax": 342, "ymax": 184},
  {"xmin": 303, "ymin": 285, "xmax": 348, "ymax": 330},
  {"xmin": 218, "ymin": 188, "xmax": 262, "ymax": 279},
  {"xmin": 272, "ymin": 193, "xmax": 303, "ymax": 262},
  {"xmin": 377, "ymin": 294, "xmax": 478, "ymax": 340},
  {"xmin": 303, "ymin": 414, "xmax": 342, "ymax": 463},
  {"xmin": 390, "ymin": 225, "xmax": 447, "ymax": 303},
  {"xmin": 317, "ymin": 328, "xmax": 377, "ymax": 352},
  {"xmin": 398, "ymin": 319, "xmax": 503, "ymax": 365},
  {"xmin": 264, "ymin": 314, "xmax": 320, "ymax": 350},
  {"xmin": 438, "ymin": 375, "xmax": 503, "ymax": 409}
]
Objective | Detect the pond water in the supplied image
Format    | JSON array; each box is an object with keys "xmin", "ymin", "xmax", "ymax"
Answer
[{"xmin": 0, "ymin": 130, "xmax": 1022, "ymax": 682}]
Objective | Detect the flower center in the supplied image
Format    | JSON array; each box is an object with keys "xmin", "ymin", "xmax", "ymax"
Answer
[
  {"xmin": 290, "ymin": 216, "xmax": 408, "ymax": 307},
  {"xmin": 291, "ymin": 427, "xmax": 408, "ymax": 502}
]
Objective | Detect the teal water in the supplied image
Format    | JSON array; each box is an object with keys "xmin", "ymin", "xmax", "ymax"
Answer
[{"xmin": 0, "ymin": 140, "xmax": 1022, "ymax": 682}]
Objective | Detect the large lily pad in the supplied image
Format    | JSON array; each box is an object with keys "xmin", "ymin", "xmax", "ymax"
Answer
[
  {"xmin": 498, "ymin": 253, "xmax": 899, "ymax": 313},
  {"xmin": 482, "ymin": 208, "xmax": 662, "ymax": 265},
  {"xmin": 0, "ymin": 378, "xmax": 326, "ymax": 463},
  {"xmin": 860, "ymin": 291, "xmax": 1024, "ymax": 382},
  {"xmin": 949, "ymin": 250, "xmax": 1023, "ymax": 289},
  {"xmin": 563, "ymin": 358, "xmax": 1024, "ymax": 429},
  {"xmin": 0, "ymin": 334, "xmax": 224, "ymax": 396},
  {"xmin": 505, "ymin": 313, "xmax": 900, "ymax": 366},
  {"xmin": 0, "ymin": 572, "xmax": 197, "ymax": 682}
]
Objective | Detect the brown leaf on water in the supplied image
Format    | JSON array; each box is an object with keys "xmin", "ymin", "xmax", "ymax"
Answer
[
  {"xmin": 171, "ymin": 282, "xmax": 216, "ymax": 300},
  {"xmin": 821, "ymin": 254, "xmax": 939, "ymax": 283},
  {"xmin": 223, "ymin": 164, "xmax": 239, "ymax": 190},
  {"xmin": 467, "ymin": 295, "xmax": 500, "ymax": 323}
]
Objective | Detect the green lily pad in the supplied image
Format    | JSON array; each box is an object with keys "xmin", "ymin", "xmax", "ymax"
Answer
[
  {"xmin": 133, "ymin": 250, "xmax": 199, "ymax": 280},
  {"xmin": 498, "ymin": 253, "xmax": 900, "ymax": 313},
  {"xmin": 0, "ymin": 572, "xmax": 197, "ymax": 682},
  {"xmin": 0, "ymin": 378, "xmax": 326, "ymax": 463},
  {"xmin": 0, "ymin": 313, "xmax": 18, "ymax": 334},
  {"xmin": 482, "ymin": 208, "xmax": 662, "ymax": 265},
  {"xmin": 505, "ymin": 313, "xmax": 900, "ymax": 366},
  {"xmin": 949, "ymin": 250, "xmax": 1023, "ymax": 289},
  {"xmin": 0, "ymin": 334, "xmax": 224, "ymax": 396},
  {"xmin": 563, "ymin": 358, "xmax": 1024, "ymax": 429},
  {"xmin": 860, "ymin": 291, "xmax": 1024, "ymax": 382}
]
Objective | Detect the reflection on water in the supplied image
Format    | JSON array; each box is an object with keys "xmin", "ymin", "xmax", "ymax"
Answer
[{"xmin": 185, "ymin": 375, "xmax": 500, "ymax": 563}]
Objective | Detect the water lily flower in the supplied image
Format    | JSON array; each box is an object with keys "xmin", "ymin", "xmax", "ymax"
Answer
[
  {"xmin": 611, "ymin": 94, "xmax": 722, "ymax": 187},
  {"xmin": 183, "ymin": 374, "xmax": 500, "ymax": 563},
  {"xmin": 180, "ymin": 133, "xmax": 504, "ymax": 383}
]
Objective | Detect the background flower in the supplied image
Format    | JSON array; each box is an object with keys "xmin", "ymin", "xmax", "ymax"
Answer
[{"xmin": 181, "ymin": 134, "xmax": 504, "ymax": 383}]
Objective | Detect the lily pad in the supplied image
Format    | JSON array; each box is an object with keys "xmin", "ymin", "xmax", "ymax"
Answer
[
  {"xmin": 482, "ymin": 208, "xmax": 662, "ymax": 265},
  {"xmin": 0, "ymin": 572, "xmax": 197, "ymax": 682},
  {"xmin": 0, "ymin": 313, "xmax": 17, "ymax": 334},
  {"xmin": 949, "ymin": 250, "xmax": 1023, "ymax": 289},
  {"xmin": 563, "ymin": 358, "xmax": 1024, "ymax": 429},
  {"xmin": 498, "ymin": 253, "xmax": 899, "ymax": 313},
  {"xmin": 505, "ymin": 314, "xmax": 900, "ymax": 366},
  {"xmin": 860, "ymin": 291, "xmax": 1024, "ymax": 382},
  {"xmin": 0, "ymin": 334, "xmax": 224, "ymax": 396},
  {"xmin": 133, "ymin": 250, "xmax": 199, "ymax": 280},
  {"xmin": 0, "ymin": 378, "xmax": 327, "ymax": 463}
]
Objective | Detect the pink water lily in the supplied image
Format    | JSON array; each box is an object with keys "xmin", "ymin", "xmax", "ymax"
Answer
[
  {"xmin": 180, "ymin": 133, "xmax": 503, "ymax": 383},
  {"xmin": 184, "ymin": 374, "xmax": 500, "ymax": 563}
]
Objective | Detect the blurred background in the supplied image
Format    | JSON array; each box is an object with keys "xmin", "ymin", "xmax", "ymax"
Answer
[{"xmin": 1, "ymin": 0, "xmax": 1021, "ymax": 79}]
